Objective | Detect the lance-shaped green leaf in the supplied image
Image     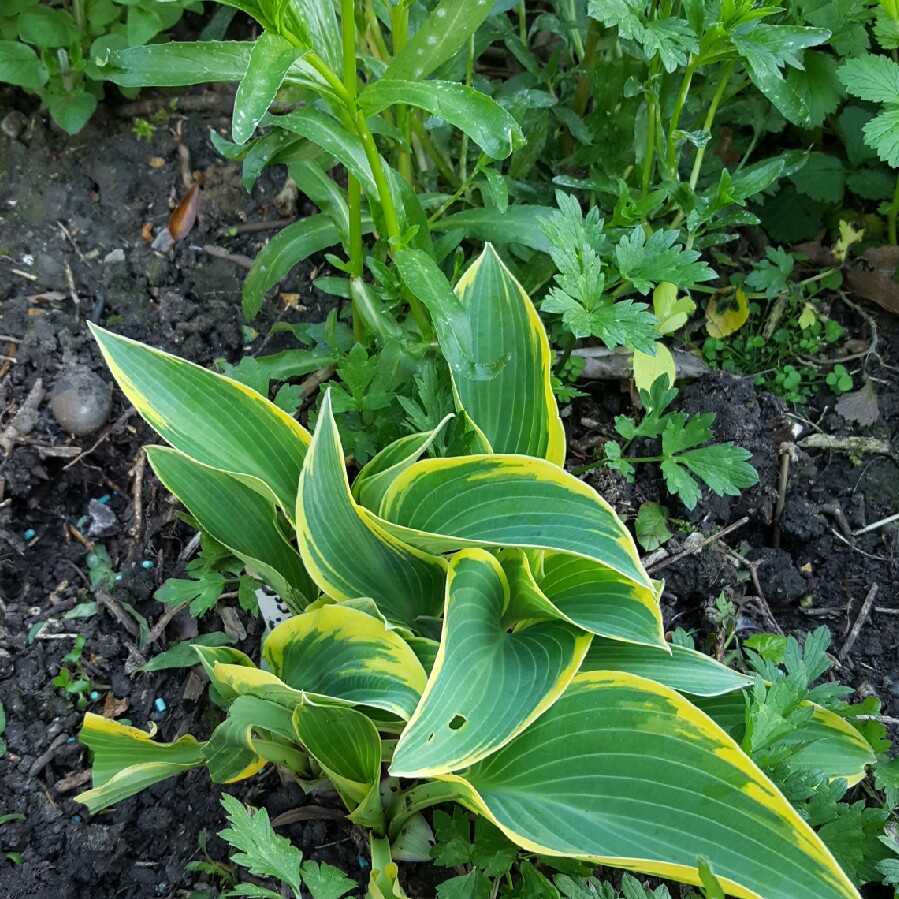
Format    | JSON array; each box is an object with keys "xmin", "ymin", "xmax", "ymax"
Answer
[
  {"xmin": 501, "ymin": 550, "xmax": 665, "ymax": 649},
  {"xmin": 393, "ymin": 248, "xmax": 507, "ymax": 383},
  {"xmin": 383, "ymin": 0, "xmax": 495, "ymax": 82},
  {"xmin": 352, "ymin": 415, "xmax": 453, "ymax": 513},
  {"xmin": 359, "ymin": 81, "xmax": 524, "ymax": 160},
  {"xmin": 581, "ymin": 636, "xmax": 751, "ymax": 696},
  {"xmin": 262, "ymin": 604, "xmax": 428, "ymax": 720},
  {"xmin": 450, "ymin": 246, "xmax": 565, "ymax": 464},
  {"xmin": 442, "ymin": 672, "xmax": 860, "ymax": 899},
  {"xmin": 377, "ymin": 454, "xmax": 650, "ymax": 591},
  {"xmin": 430, "ymin": 206, "xmax": 555, "ymax": 254},
  {"xmin": 145, "ymin": 446, "xmax": 315, "ymax": 609},
  {"xmin": 293, "ymin": 697, "xmax": 384, "ymax": 828},
  {"xmin": 77, "ymin": 713, "xmax": 205, "ymax": 813},
  {"xmin": 696, "ymin": 691, "xmax": 874, "ymax": 786},
  {"xmin": 296, "ymin": 390, "xmax": 447, "ymax": 626},
  {"xmin": 232, "ymin": 33, "xmax": 305, "ymax": 145},
  {"xmin": 265, "ymin": 109, "xmax": 378, "ymax": 196},
  {"xmin": 98, "ymin": 41, "xmax": 252, "ymax": 87},
  {"xmin": 242, "ymin": 214, "xmax": 347, "ymax": 318},
  {"xmin": 89, "ymin": 325, "xmax": 310, "ymax": 520},
  {"xmin": 391, "ymin": 550, "xmax": 590, "ymax": 777}
]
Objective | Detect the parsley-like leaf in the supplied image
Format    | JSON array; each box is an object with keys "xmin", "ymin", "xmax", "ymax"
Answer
[
  {"xmin": 218, "ymin": 795, "xmax": 303, "ymax": 897},
  {"xmin": 436, "ymin": 871, "xmax": 492, "ymax": 899},
  {"xmin": 300, "ymin": 861, "xmax": 357, "ymax": 899},
  {"xmin": 614, "ymin": 227, "xmax": 715, "ymax": 295}
]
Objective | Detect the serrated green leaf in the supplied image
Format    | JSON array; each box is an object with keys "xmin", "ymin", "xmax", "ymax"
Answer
[
  {"xmin": 219, "ymin": 794, "xmax": 302, "ymax": 895},
  {"xmin": 863, "ymin": 106, "xmax": 899, "ymax": 166},
  {"xmin": 300, "ymin": 861, "xmax": 358, "ymax": 899},
  {"xmin": 839, "ymin": 54, "xmax": 899, "ymax": 104},
  {"xmin": 614, "ymin": 228, "xmax": 714, "ymax": 295}
]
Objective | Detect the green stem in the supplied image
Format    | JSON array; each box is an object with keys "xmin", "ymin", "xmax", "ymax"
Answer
[
  {"xmin": 571, "ymin": 455, "xmax": 662, "ymax": 476},
  {"xmin": 889, "ymin": 174, "xmax": 899, "ymax": 245},
  {"xmin": 364, "ymin": 0, "xmax": 391, "ymax": 60},
  {"xmin": 641, "ymin": 61, "xmax": 660, "ymax": 197},
  {"xmin": 688, "ymin": 59, "xmax": 735, "ymax": 191},
  {"xmin": 460, "ymin": 35, "xmax": 475, "ymax": 183},
  {"xmin": 518, "ymin": 0, "xmax": 527, "ymax": 44},
  {"xmin": 391, "ymin": 2, "xmax": 413, "ymax": 182},
  {"xmin": 341, "ymin": 0, "xmax": 365, "ymax": 343},
  {"xmin": 411, "ymin": 116, "xmax": 461, "ymax": 187},
  {"xmin": 666, "ymin": 56, "xmax": 697, "ymax": 177},
  {"xmin": 355, "ymin": 110, "xmax": 401, "ymax": 242},
  {"xmin": 428, "ymin": 158, "xmax": 485, "ymax": 224},
  {"xmin": 386, "ymin": 781, "xmax": 460, "ymax": 841},
  {"xmin": 572, "ymin": 18, "xmax": 600, "ymax": 120},
  {"xmin": 566, "ymin": 0, "xmax": 585, "ymax": 60}
]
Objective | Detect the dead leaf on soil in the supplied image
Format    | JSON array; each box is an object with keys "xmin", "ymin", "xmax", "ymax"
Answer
[
  {"xmin": 102, "ymin": 692, "xmax": 129, "ymax": 718},
  {"xmin": 835, "ymin": 381, "xmax": 881, "ymax": 426},
  {"xmin": 846, "ymin": 245, "xmax": 899, "ymax": 315},
  {"xmin": 706, "ymin": 287, "xmax": 750, "ymax": 337}
]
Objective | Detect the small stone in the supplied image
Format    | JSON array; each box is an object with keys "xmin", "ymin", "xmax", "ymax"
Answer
[
  {"xmin": 103, "ymin": 248, "xmax": 126, "ymax": 265},
  {"xmin": 23, "ymin": 528, "xmax": 35, "ymax": 541},
  {"xmin": 153, "ymin": 697, "xmax": 166, "ymax": 713},
  {"xmin": 141, "ymin": 560, "xmax": 154, "ymax": 570},
  {"xmin": 89, "ymin": 690, "xmax": 99, "ymax": 701},
  {"xmin": 87, "ymin": 498, "xmax": 119, "ymax": 538},
  {"xmin": 50, "ymin": 367, "xmax": 112, "ymax": 436},
  {"xmin": 96, "ymin": 494, "xmax": 111, "ymax": 505},
  {"xmin": 1, "ymin": 110, "xmax": 27, "ymax": 140}
]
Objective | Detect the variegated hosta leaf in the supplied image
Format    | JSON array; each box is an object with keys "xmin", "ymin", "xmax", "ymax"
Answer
[
  {"xmin": 502, "ymin": 550, "xmax": 665, "ymax": 649},
  {"xmin": 293, "ymin": 697, "xmax": 384, "ymax": 828},
  {"xmin": 263, "ymin": 604, "xmax": 428, "ymax": 721},
  {"xmin": 89, "ymin": 324, "xmax": 310, "ymax": 520},
  {"xmin": 296, "ymin": 390, "xmax": 447, "ymax": 626},
  {"xmin": 451, "ymin": 245, "xmax": 565, "ymax": 465},
  {"xmin": 580, "ymin": 637, "xmax": 751, "ymax": 697},
  {"xmin": 77, "ymin": 713, "xmax": 205, "ymax": 813},
  {"xmin": 203, "ymin": 693, "xmax": 300, "ymax": 783},
  {"xmin": 442, "ymin": 672, "xmax": 860, "ymax": 899},
  {"xmin": 391, "ymin": 550, "xmax": 591, "ymax": 778},
  {"xmin": 146, "ymin": 446, "xmax": 315, "ymax": 609},
  {"xmin": 377, "ymin": 454, "xmax": 652, "ymax": 592},
  {"xmin": 352, "ymin": 416, "xmax": 453, "ymax": 513},
  {"xmin": 695, "ymin": 691, "xmax": 875, "ymax": 786}
]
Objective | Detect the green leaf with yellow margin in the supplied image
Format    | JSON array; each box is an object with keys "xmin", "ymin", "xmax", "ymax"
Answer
[
  {"xmin": 145, "ymin": 446, "xmax": 315, "ymax": 609},
  {"xmin": 293, "ymin": 697, "xmax": 384, "ymax": 828},
  {"xmin": 352, "ymin": 416, "xmax": 453, "ymax": 513},
  {"xmin": 89, "ymin": 324, "xmax": 309, "ymax": 520},
  {"xmin": 391, "ymin": 550, "xmax": 591, "ymax": 778},
  {"xmin": 263, "ymin": 604, "xmax": 428, "ymax": 721},
  {"xmin": 452, "ymin": 245, "xmax": 566, "ymax": 465},
  {"xmin": 77, "ymin": 713, "xmax": 205, "ymax": 813},
  {"xmin": 695, "ymin": 691, "xmax": 875, "ymax": 786},
  {"xmin": 500, "ymin": 549, "xmax": 665, "ymax": 649},
  {"xmin": 203, "ymin": 693, "xmax": 302, "ymax": 783},
  {"xmin": 440, "ymin": 672, "xmax": 860, "ymax": 899},
  {"xmin": 581, "ymin": 636, "xmax": 751, "ymax": 697},
  {"xmin": 296, "ymin": 390, "xmax": 447, "ymax": 627},
  {"xmin": 535, "ymin": 553, "xmax": 665, "ymax": 648},
  {"xmin": 376, "ymin": 455, "xmax": 652, "ymax": 592}
]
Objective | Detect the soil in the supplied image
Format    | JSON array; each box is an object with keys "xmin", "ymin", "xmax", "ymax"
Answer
[{"xmin": 0, "ymin": 82, "xmax": 897, "ymax": 899}]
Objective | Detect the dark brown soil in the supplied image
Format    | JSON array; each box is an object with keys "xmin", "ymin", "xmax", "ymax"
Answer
[{"xmin": 0, "ymin": 82, "xmax": 897, "ymax": 899}]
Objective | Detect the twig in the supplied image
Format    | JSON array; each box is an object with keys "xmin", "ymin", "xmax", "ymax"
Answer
[
  {"xmin": 218, "ymin": 217, "xmax": 295, "ymax": 237},
  {"xmin": 829, "ymin": 528, "xmax": 891, "ymax": 562},
  {"xmin": 130, "ymin": 448, "xmax": 146, "ymax": 542},
  {"xmin": 64, "ymin": 259, "xmax": 80, "ymax": 322},
  {"xmin": 875, "ymin": 607, "xmax": 899, "ymax": 614},
  {"xmin": 95, "ymin": 590, "xmax": 139, "ymax": 639},
  {"xmin": 146, "ymin": 602, "xmax": 188, "ymax": 646},
  {"xmin": 202, "ymin": 245, "xmax": 254, "ymax": 270},
  {"xmin": 53, "ymin": 769, "xmax": 92, "ymax": 795},
  {"xmin": 799, "ymin": 433, "xmax": 894, "ymax": 457},
  {"xmin": 28, "ymin": 733, "xmax": 69, "ymax": 778},
  {"xmin": 300, "ymin": 364, "xmax": 336, "ymax": 405},
  {"xmin": 855, "ymin": 714, "xmax": 899, "ymax": 725},
  {"xmin": 647, "ymin": 517, "xmax": 750, "ymax": 574},
  {"xmin": 854, "ymin": 512, "xmax": 899, "ymax": 537},
  {"xmin": 1, "ymin": 378, "xmax": 45, "ymax": 455},
  {"xmin": 840, "ymin": 584, "xmax": 879, "ymax": 660},
  {"xmin": 63, "ymin": 409, "xmax": 136, "ymax": 470}
]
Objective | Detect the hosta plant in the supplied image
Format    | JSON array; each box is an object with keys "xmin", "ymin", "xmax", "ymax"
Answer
[{"xmin": 77, "ymin": 246, "xmax": 873, "ymax": 899}]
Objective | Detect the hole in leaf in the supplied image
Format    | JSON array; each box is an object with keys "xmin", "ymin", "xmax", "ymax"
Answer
[{"xmin": 448, "ymin": 714, "xmax": 467, "ymax": 731}]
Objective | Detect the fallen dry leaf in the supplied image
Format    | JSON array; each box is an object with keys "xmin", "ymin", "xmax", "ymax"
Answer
[
  {"xmin": 149, "ymin": 156, "xmax": 165, "ymax": 169},
  {"xmin": 102, "ymin": 692, "xmax": 130, "ymax": 719},
  {"xmin": 846, "ymin": 245, "xmax": 899, "ymax": 315},
  {"xmin": 835, "ymin": 381, "xmax": 881, "ymax": 426},
  {"xmin": 706, "ymin": 287, "xmax": 750, "ymax": 338}
]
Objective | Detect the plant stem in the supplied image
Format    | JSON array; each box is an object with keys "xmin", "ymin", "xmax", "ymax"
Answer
[
  {"xmin": 666, "ymin": 56, "xmax": 697, "ymax": 177},
  {"xmin": 428, "ymin": 158, "xmax": 485, "ymax": 224},
  {"xmin": 410, "ymin": 117, "xmax": 461, "ymax": 187},
  {"xmin": 566, "ymin": 0, "xmax": 585, "ymax": 60},
  {"xmin": 518, "ymin": 0, "xmax": 527, "ymax": 44},
  {"xmin": 641, "ymin": 60, "xmax": 660, "ymax": 197},
  {"xmin": 688, "ymin": 60, "xmax": 735, "ymax": 191},
  {"xmin": 459, "ymin": 35, "xmax": 475, "ymax": 183},
  {"xmin": 572, "ymin": 18, "xmax": 600, "ymax": 120},
  {"xmin": 888, "ymin": 174, "xmax": 899, "ymax": 245},
  {"xmin": 364, "ymin": 0, "xmax": 391, "ymax": 61},
  {"xmin": 386, "ymin": 781, "xmax": 460, "ymax": 840},
  {"xmin": 571, "ymin": 455, "xmax": 662, "ymax": 475},
  {"xmin": 391, "ymin": 2, "xmax": 413, "ymax": 183}
]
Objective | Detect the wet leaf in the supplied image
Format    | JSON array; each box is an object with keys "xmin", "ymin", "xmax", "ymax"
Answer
[{"xmin": 835, "ymin": 382, "xmax": 881, "ymax": 426}]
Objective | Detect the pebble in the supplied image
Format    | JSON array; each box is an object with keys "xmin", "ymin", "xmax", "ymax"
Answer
[
  {"xmin": 114, "ymin": 574, "xmax": 123, "ymax": 582},
  {"xmin": 23, "ymin": 528, "xmax": 35, "ymax": 541},
  {"xmin": 87, "ymin": 497, "xmax": 119, "ymax": 538},
  {"xmin": 104, "ymin": 248, "xmax": 126, "ymax": 265},
  {"xmin": 50, "ymin": 367, "xmax": 112, "ymax": 436},
  {"xmin": 141, "ymin": 560, "xmax": 154, "ymax": 570},
  {"xmin": 1, "ymin": 110, "xmax": 27, "ymax": 140},
  {"xmin": 89, "ymin": 691, "xmax": 99, "ymax": 701},
  {"xmin": 153, "ymin": 697, "xmax": 166, "ymax": 713}
]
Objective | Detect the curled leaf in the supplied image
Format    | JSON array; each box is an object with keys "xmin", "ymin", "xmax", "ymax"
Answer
[{"xmin": 168, "ymin": 182, "xmax": 200, "ymax": 242}]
